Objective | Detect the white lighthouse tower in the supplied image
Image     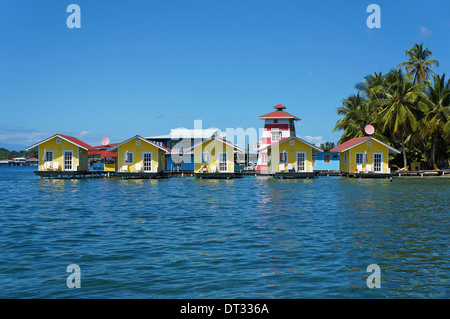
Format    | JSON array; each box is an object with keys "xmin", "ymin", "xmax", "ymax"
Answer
[{"xmin": 255, "ymin": 104, "xmax": 300, "ymax": 173}]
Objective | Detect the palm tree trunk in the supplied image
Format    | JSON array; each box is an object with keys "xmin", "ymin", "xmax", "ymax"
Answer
[
  {"xmin": 401, "ymin": 131, "xmax": 408, "ymax": 169},
  {"xmin": 431, "ymin": 133, "xmax": 437, "ymax": 166}
]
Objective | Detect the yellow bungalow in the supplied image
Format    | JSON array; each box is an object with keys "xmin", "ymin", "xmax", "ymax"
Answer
[
  {"xmin": 329, "ymin": 136, "xmax": 400, "ymax": 174},
  {"xmin": 106, "ymin": 135, "xmax": 168, "ymax": 173},
  {"xmin": 261, "ymin": 136, "xmax": 323, "ymax": 174},
  {"xmin": 26, "ymin": 133, "xmax": 93, "ymax": 171},
  {"xmin": 184, "ymin": 136, "xmax": 244, "ymax": 174}
]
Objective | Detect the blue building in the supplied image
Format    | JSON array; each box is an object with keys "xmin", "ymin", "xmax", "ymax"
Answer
[{"xmin": 312, "ymin": 151, "xmax": 340, "ymax": 171}]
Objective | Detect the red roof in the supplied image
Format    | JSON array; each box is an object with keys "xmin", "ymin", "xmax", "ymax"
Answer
[
  {"xmin": 92, "ymin": 143, "xmax": 120, "ymax": 150},
  {"xmin": 26, "ymin": 158, "xmax": 39, "ymax": 161},
  {"xmin": 258, "ymin": 110, "xmax": 300, "ymax": 120},
  {"xmin": 59, "ymin": 134, "xmax": 95, "ymax": 150},
  {"xmin": 329, "ymin": 137, "xmax": 371, "ymax": 152},
  {"xmin": 88, "ymin": 150, "xmax": 117, "ymax": 157},
  {"xmin": 274, "ymin": 104, "xmax": 286, "ymax": 110}
]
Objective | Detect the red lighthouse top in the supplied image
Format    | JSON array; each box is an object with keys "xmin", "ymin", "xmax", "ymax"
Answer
[{"xmin": 258, "ymin": 104, "xmax": 300, "ymax": 120}]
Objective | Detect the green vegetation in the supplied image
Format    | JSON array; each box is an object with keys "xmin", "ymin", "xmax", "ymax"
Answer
[
  {"xmin": 0, "ymin": 148, "xmax": 37, "ymax": 161},
  {"xmin": 334, "ymin": 43, "xmax": 449, "ymax": 170}
]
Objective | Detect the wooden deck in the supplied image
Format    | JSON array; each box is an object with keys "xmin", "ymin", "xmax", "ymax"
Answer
[
  {"xmin": 342, "ymin": 172, "xmax": 392, "ymax": 179},
  {"xmin": 393, "ymin": 170, "xmax": 449, "ymax": 177},
  {"xmin": 116, "ymin": 172, "xmax": 172, "ymax": 179},
  {"xmin": 194, "ymin": 172, "xmax": 243, "ymax": 179},
  {"xmin": 34, "ymin": 170, "xmax": 115, "ymax": 179},
  {"xmin": 273, "ymin": 172, "xmax": 316, "ymax": 179}
]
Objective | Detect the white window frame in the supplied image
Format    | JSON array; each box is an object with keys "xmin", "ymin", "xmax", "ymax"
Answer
[
  {"xmin": 355, "ymin": 152, "xmax": 364, "ymax": 165},
  {"xmin": 344, "ymin": 153, "xmax": 347, "ymax": 164},
  {"xmin": 260, "ymin": 153, "xmax": 268, "ymax": 164},
  {"xmin": 44, "ymin": 150, "xmax": 54, "ymax": 162},
  {"xmin": 373, "ymin": 152, "xmax": 383, "ymax": 173},
  {"xmin": 142, "ymin": 152, "xmax": 152, "ymax": 172},
  {"xmin": 279, "ymin": 151, "xmax": 288, "ymax": 164},
  {"xmin": 135, "ymin": 140, "xmax": 141, "ymax": 145},
  {"xmin": 311, "ymin": 153, "xmax": 317, "ymax": 167},
  {"xmin": 218, "ymin": 152, "xmax": 228, "ymax": 172},
  {"xmin": 271, "ymin": 131, "xmax": 282, "ymax": 142},
  {"xmin": 124, "ymin": 151, "xmax": 134, "ymax": 164},
  {"xmin": 201, "ymin": 152, "xmax": 209, "ymax": 164},
  {"xmin": 324, "ymin": 154, "xmax": 331, "ymax": 163},
  {"xmin": 296, "ymin": 151, "xmax": 306, "ymax": 172}
]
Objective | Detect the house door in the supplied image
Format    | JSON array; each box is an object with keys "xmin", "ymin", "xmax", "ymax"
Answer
[
  {"xmin": 219, "ymin": 152, "xmax": 228, "ymax": 172},
  {"xmin": 143, "ymin": 152, "xmax": 152, "ymax": 172},
  {"xmin": 296, "ymin": 152, "xmax": 306, "ymax": 172},
  {"xmin": 373, "ymin": 153, "xmax": 383, "ymax": 173},
  {"xmin": 63, "ymin": 150, "xmax": 73, "ymax": 171}
]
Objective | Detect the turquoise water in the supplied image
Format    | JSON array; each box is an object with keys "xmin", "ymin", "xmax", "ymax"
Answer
[{"xmin": 0, "ymin": 166, "xmax": 448, "ymax": 298}]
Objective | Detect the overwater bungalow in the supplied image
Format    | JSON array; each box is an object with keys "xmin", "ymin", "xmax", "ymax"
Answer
[
  {"xmin": 183, "ymin": 136, "xmax": 245, "ymax": 179},
  {"xmin": 88, "ymin": 143, "xmax": 119, "ymax": 172},
  {"xmin": 25, "ymin": 133, "xmax": 93, "ymax": 172},
  {"xmin": 260, "ymin": 136, "xmax": 323, "ymax": 178},
  {"xmin": 106, "ymin": 135, "xmax": 170, "ymax": 178},
  {"xmin": 146, "ymin": 128, "xmax": 220, "ymax": 172},
  {"xmin": 329, "ymin": 136, "xmax": 400, "ymax": 177}
]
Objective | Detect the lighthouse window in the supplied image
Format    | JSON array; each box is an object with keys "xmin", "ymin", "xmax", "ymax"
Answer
[
  {"xmin": 271, "ymin": 131, "xmax": 282, "ymax": 142},
  {"xmin": 260, "ymin": 154, "xmax": 268, "ymax": 164}
]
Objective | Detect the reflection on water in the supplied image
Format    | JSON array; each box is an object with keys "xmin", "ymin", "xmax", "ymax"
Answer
[{"xmin": 0, "ymin": 167, "xmax": 448, "ymax": 298}]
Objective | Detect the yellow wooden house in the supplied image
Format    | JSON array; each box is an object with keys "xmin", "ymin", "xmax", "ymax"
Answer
[
  {"xmin": 106, "ymin": 135, "xmax": 168, "ymax": 173},
  {"xmin": 261, "ymin": 136, "xmax": 323, "ymax": 174},
  {"xmin": 184, "ymin": 136, "xmax": 243, "ymax": 174},
  {"xmin": 26, "ymin": 134, "xmax": 93, "ymax": 171},
  {"xmin": 329, "ymin": 136, "xmax": 400, "ymax": 174}
]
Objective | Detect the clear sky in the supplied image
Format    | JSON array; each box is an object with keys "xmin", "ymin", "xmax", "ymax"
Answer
[{"xmin": 1, "ymin": 0, "xmax": 449, "ymax": 150}]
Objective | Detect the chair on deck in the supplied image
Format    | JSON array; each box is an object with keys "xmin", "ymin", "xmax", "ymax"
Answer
[
  {"xmin": 44, "ymin": 162, "xmax": 52, "ymax": 170},
  {"xmin": 279, "ymin": 164, "xmax": 286, "ymax": 172},
  {"xmin": 356, "ymin": 164, "xmax": 363, "ymax": 173},
  {"xmin": 119, "ymin": 165, "xmax": 128, "ymax": 172},
  {"xmin": 134, "ymin": 163, "xmax": 142, "ymax": 172},
  {"xmin": 287, "ymin": 164, "xmax": 294, "ymax": 172},
  {"xmin": 365, "ymin": 164, "xmax": 373, "ymax": 173},
  {"xmin": 210, "ymin": 165, "xmax": 217, "ymax": 173}
]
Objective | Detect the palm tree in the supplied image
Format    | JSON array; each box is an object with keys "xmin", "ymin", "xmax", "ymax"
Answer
[
  {"xmin": 377, "ymin": 69, "xmax": 423, "ymax": 169},
  {"xmin": 333, "ymin": 93, "xmax": 370, "ymax": 143},
  {"xmin": 398, "ymin": 43, "xmax": 439, "ymax": 84},
  {"xmin": 355, "ymin": 72, "xmax": 385, "ymax": 100},
  {"xmin": 419, "ymin": 74, "xmax": 450, "ymax": 167}
]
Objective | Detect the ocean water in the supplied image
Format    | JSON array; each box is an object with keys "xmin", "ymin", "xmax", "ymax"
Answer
[{"xmin": 0, "ymin": 166, "xmax": 448, "ymax": 298}]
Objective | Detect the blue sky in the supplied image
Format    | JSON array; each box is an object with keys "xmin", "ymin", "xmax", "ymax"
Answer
[{"xmin": 1, "ymin": 0, "xmax": 449, "ymax": 150}]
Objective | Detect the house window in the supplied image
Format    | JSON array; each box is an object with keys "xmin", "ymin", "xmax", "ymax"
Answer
[
  {"xmin": 279, "ymin": 151, "xmax": 288, "ymax": 164},
  {"xmin": 367, "ymin": 141, "xmax": 372, "ymax": 146},
  {"xmin": 260, "ymin": 153, "xmax": 268, "ymax": 164},
  {"xmin": 124, "ymin": 152, "xmax": 134, "ymax": 164},
  {"xmin": 312, "ymin": 153, "xmax": 317, "ymax": 167},
  {"xmin": 201, "ymin": 152, "xmax": 209, "ymax": 164},
  {"xmin": 273, "ymin": 119, "xmax": 278, "ymax": 124},
  {"xmin": 56, "ymin": 139, "xmax": 61, "ymax": 144},
  {"xmin": 44, "ymin": 150, "xmax": 53, "ymax": 162},
  {"xmin": 290, "ymin": 140, "xmax": 295, "ymax": 145},
  {"xmin": 271, "ymin": 131, "xmax": 282, "ymax": 142},
  {"xmin": 355, "ymin": 153, "xmax": 364, "ymax": 165},
  {"xmin": 136, "ymin": 140, "xmax": 141, "ymax": 145},
  {"xmin": 344, "ymin": 153, "xmax": 347, "ymax": 164},
  {"xmin": 324, "ymin": 154, "xmax": 331, "ymax": 163}
]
